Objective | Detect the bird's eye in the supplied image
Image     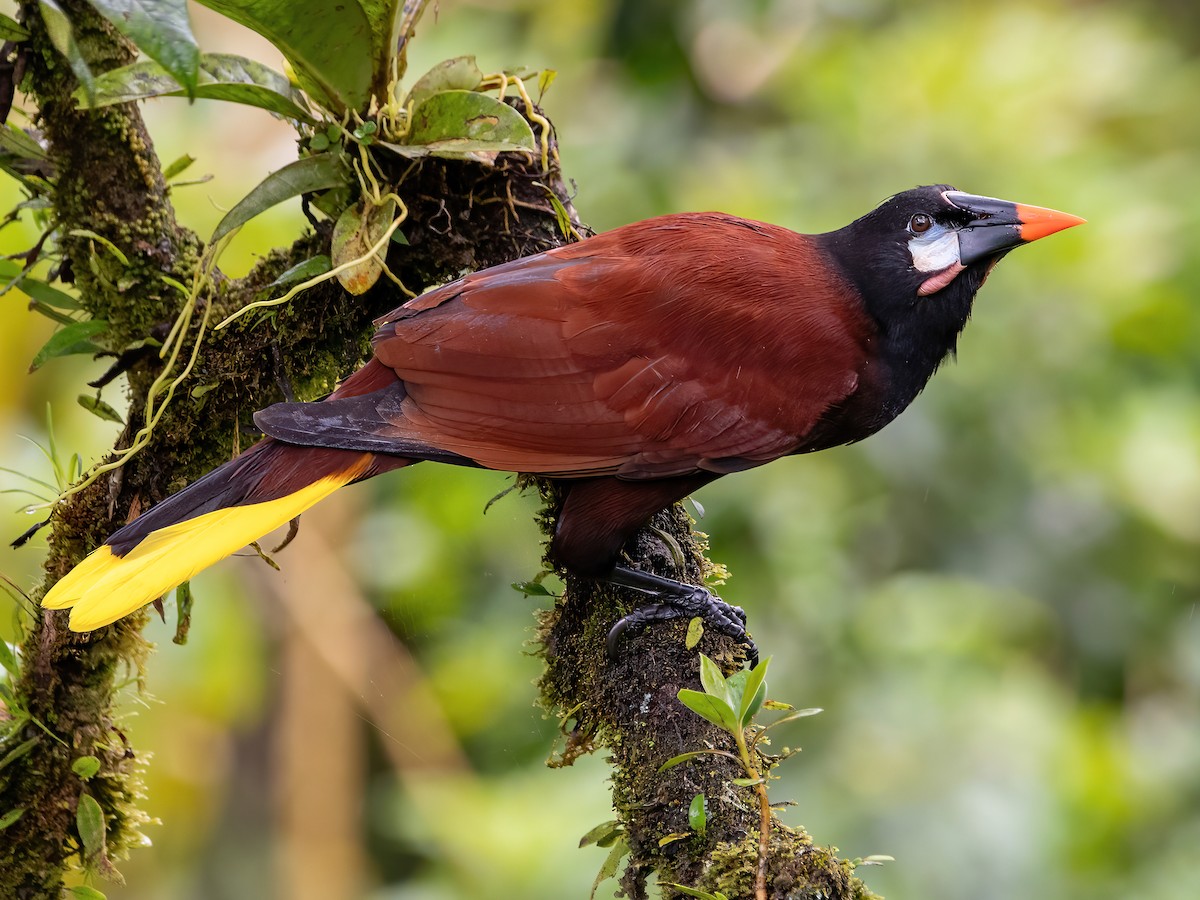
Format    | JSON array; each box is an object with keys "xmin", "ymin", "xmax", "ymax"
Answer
[{"xmin": 908, "ymin": 213, "xmax": 934, "ymax": 234}]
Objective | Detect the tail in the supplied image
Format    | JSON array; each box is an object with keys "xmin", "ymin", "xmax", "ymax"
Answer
[{"xmin": 42, "ymin": 440, "xmax": 408, "ymax": 631}]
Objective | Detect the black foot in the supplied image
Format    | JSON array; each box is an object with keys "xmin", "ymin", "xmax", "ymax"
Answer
[{"xmin": 605, "ymin": 566, "xmax": 758, "ymax": 668}]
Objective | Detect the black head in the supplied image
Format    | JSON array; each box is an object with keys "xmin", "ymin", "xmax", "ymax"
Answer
[
  {"xmin": 818, "ymin": 184, "xmax": 1084, "ymax": 417},
  {"xmin": 825, "ymin": 184, "xmax": 1084, "ymax": 320}
]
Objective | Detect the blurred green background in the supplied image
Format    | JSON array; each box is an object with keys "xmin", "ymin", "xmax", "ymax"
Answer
[{"xmin": 2, "ymin": 0, "xmax": 1199, "ymax": 898}]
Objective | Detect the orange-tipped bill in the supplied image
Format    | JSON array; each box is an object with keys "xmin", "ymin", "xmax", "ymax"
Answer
[
  {"xmin": 942, "ymin": 190, "xmax": 1085, "ymax": 265},
  {"xmin": 1013, "ymin": 202, "xmax": 1088, "ymax": 242}
]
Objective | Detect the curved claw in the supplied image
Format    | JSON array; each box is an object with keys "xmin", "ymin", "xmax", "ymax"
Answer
[
  {"xmin": 606, "ymin": 601, "xmax": 679, "ymax": 660},
  {"xmin": 604, "ymin": 566, "xmax": 759, "ymax": 667},
  {"xmin": 605, "ymin": 618, "xmax": 626, "ymax": 661}
]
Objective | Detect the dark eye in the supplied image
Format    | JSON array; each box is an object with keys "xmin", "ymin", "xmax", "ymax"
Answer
[{"xmin": 908, "ymin": 213, "xmax": 934, "ymax": 234}]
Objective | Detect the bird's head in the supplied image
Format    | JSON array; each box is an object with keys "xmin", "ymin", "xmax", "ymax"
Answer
[
  {"xmin": 823, "ymin": 184, "xmax": 1084, "ymax": 344},
  {"xmin": 830, "ymin": 184, "xmax": 1084, "ymax": 305}
]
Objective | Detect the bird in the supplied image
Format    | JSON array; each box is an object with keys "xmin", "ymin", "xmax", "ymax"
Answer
[{"xmin": 42, "ymin": 185, "xmax": 1083, "ymax": 658}]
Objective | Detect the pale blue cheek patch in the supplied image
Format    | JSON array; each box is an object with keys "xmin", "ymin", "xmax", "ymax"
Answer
[{"xmin": 908, "ymin": 229, "xmax": 960, "ymax": 273}]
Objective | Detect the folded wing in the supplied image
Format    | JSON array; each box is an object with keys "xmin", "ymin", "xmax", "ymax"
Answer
[{"xmin": 258, "ymin": 213, "xmax": 871, "ymax": 478}]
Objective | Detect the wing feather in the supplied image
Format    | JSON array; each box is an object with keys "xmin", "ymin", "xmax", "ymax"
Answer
[{"xmin": 262, "ymin": 213, "xmax": 872, "ymax": 479}]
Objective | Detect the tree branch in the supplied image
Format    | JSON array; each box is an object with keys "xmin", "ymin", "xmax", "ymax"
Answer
[{"xmin": 537, "ymin": 493, "xmax": 878, "ymax": 899}]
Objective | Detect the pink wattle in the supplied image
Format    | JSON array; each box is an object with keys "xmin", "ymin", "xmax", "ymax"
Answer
[{"xmin": 918, "ymin": 261, "xmax": 966, "ymax": 297}]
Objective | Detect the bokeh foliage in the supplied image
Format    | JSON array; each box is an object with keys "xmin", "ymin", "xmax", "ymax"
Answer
[{"xmin": 1, "ymin": 0, "xmax": 1197, "ymax": 898}]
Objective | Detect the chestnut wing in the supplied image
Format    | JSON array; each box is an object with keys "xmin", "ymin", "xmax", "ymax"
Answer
[{"xmin": 262, "ymin": 214, "xmax": 870, "ymax": 479}]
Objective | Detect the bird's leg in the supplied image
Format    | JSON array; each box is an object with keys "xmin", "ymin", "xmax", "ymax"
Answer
[{"xmin": 605, "ymin": 566, "xmax": 758, "ymax": 668}]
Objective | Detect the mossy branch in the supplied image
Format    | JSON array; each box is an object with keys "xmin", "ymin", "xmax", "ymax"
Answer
[{"xmin": 536, "ymin": 495, "xmax": 879, "ymax": 900}]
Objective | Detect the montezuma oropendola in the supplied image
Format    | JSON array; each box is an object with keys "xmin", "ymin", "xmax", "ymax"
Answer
[{"xmin": 42, "ymin": 185, "xmax": 1083, "ymax": 662}]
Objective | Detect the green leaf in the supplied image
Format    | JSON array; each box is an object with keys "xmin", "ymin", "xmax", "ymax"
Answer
[
  {"xmin": 69, "ymin": 230, "xmax": 130, "ymax": 265},
  {"xmin": 589, "ymin": 837, "xmax": 629, "ymax": 900},
  {"xmin": 0, "ymin": 737, "xmax": 39, "ymax": 773},
  {"xmin": 118, "ymin": 336, "xmax": 162, "ymax": 353},
  {"xmin": 732, "ymin": 777, "xmax": 763, "ymax": 787},
  {"xmin": 267, "ymin": 254, "xmax": 331, "ymax": 289},
  {"xmin": 724, "ymin": 668, "xmax": 762, "ymax": 725},
  {"xmin": 86, "ymin": 0, "xmax": 200, "ymax": 97},
  {"xmin": 77, "ymin": 54, "xmax": 312, "ymax": 122},
  {"xmin": 650, "ymin": 526, "xmax": 685, "ymax": 568},
  {"xmin": 535, "ymin": 181, "xmax": 578, "ymax": 241},
  {"xmin": 0, "ymin": 256, "xmax": 26, "ymax": 278},
  {"xmin": 69, "ymin": 886, "xmax": 108, "ymax": 900},
  {"xmin": 578, "ymin": 819, "xmax": 622, "ymax": 848},
  {"xmin": 511, "ymin": 580, "xmax": 552, "ymax": 597},
  {"xmin": 0, "ymin": 124, "xmax": 48, "ymax": 160},
  {"xmin": 0, "ymin": 13, "xmax": 30, "ymax": 41},
  {"xmin": 71, "ymin": 755, "xmax": 102, "ymax": 779},
  {"xmin": 173, "ymin": 580, "xmax": 193, "ymax": 645},
  {"xmin": 29, "ymin": 320, "xmax": 108, "ymax": 372},
  {"xmin": 0, "ymin": 808, "xmax": 25, "ymax": 830},
  {"xmin": 658, "ymin": 832, "xmax": 690, "ymax": 847},
  {"xmin": 18, "ymin": 277, "xmax": 80, "ymax": 310},
  {"xmin": 39, "ymin": 1, "xmax": 95, "ymax": 103},
  {"xmin": 75, "ymin": 793, "xmax": 106, "ymax": 857},
  {"xmin": 212, "ymin": 152, "xmax": 347, "ymax": 242},
  {"xmin": 688, "ymin": 793, "xmax": 706, "ymax": 836},
  {"xmin": 359, "ymin": 0, "xmax": 411, "ymax": 98},
  {"xmin": 657, "ymin": 748, "xmax": 738, "ymax": 773},
  {"xmin": 162, "ymin": 153, "xmax": 196, "ymax": 180},
  {"xmin": 765, "ymin": 707, "xmax": 824, "ymax": 729},
  {"xmin": 0, "ymin": 639, "xmax": 17, "ymax": 675},
  {"xmin": 28, "ymin": 302, "xmax": 76, "ymax": 326},
  {"xmin": 677, "ymin": 688, "xmax": 739, "ymax": 734},
  {"xmin": 331, "ymin": 197, "xmax": 394, "ymax": 294},
  {"xmin": 390, "ymin": 0, "xmax": 432, "ymax": 83},
  {"xmin": 77, "ymin": 395, "xmax": 124, "ymax": 424},
  {"xmin": 195, "ymin": 0, "xmax": 375, "ymax": 113},
  {"xmin": 685, "ymin": 616, "xmax": 704, "ymax": 650},
  {"xmin": 741, "ymin": 682, "xmax": 767, "ymax": 728},
  {"xmin": 404, "ymin": 56, "xmax": 484, "ymax": 109},
  {"xmin": 388, "ymin": 89, "xmax": 536, "ymax": 161},
  {"xmin": 736, "ymin": 655, "xmax": 770, "ymax": 727},
  {"xmin": 698, "ymin": 654, "xmax": 730, "ymax": 705},
  {"xmin": 309, "ymin": 183, "xmax": 352, "ymax": 220}
]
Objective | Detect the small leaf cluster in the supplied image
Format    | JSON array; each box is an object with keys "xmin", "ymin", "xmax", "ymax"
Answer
[
  {"xmin": 46, "ymin": 3, "xmax": 544, "ymax": 253},
  {"xmin": 3, "ymin": 2, "xmax": 551, "ymax": 435},
  {"xmin": 659, "ymin": 655, "xmax": 821, "ymax": 780},
  {"xmin": 579, "ymin": 820, "xmax": 630, "ymax": 900},
  {"xmin": 206, "ymin": 54, "xmax": 542, "ymax": 267},
  {"xmin": 28, "ymin": 4, "xmax": 548, "ymax": 311},
  {"xmin": 585, "ymin": 655, "xmax": 826, "ymax": 898},
  {"xmin": 678, "ymin": 653, "xmax": 770, "ymax": 738}
]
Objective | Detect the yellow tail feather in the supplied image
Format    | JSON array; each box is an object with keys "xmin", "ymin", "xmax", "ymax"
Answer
[{"xmin": 42, "ymin": 461, "xmax": 369, "ymax": 632}]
